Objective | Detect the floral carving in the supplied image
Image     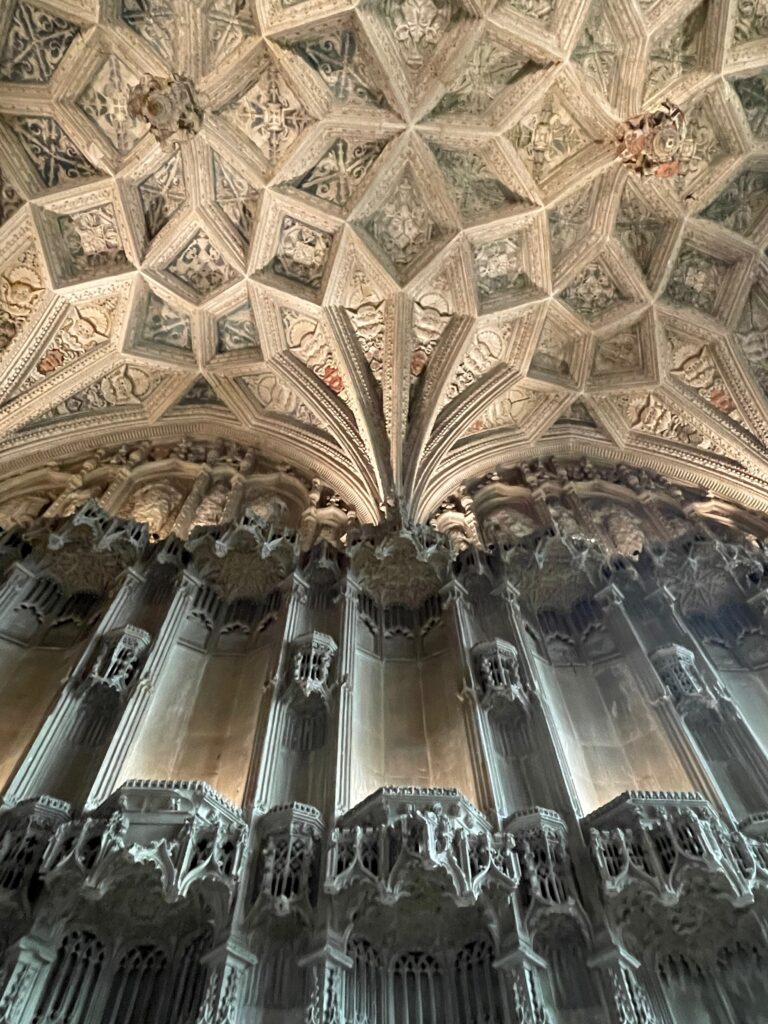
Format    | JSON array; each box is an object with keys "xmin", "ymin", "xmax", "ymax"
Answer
[
  {"xmin": 446, "ymin": 327, "xmax": 504, "ymax": 400},
  {"xmin": 501, "ymin": 0, "xmax": 554, "ymax": 20},
  {"xmin": 295, "ymin": 139, "xmax": 385, "ymax": 208},
  {"xmin": 204, "ymin": 0, "xmax": 255, "ymax": 65},
  {"xmin": 531, "ymin": 323, "xmax": 572, "ymax": 376},
  {"xmin": 0, "ymin": 248, "xmax": 43, "ymax": 348},
  {"xmin": 701, "ymin": 170, "xmax": 768, "ymax": 236},
  {"xmin": 412, "ymin": 292, "xmax": 450, "ymax": 377},
  {"xmin": 549, "ymin": 188, "xmax": 592, "ymax": 261},
  {"xmin": 734, "ymin": 0, "xmax": 768, "ymax": 41},
  {"xmin": 139, "ymin": 154, "xmax": 186, "ymax": 240},
  {"xmin": 7, "ymin": 115, "xmax": 96, "ymax": 188},
  {"xmin": 573, "ymin": 8, "xmax": 617, "ymax": 98},
  {"xmin": 0, "ymin": 171, "xmax": 23, "ymax": 226},
  {"xmin": 646, "ymin": 6, "xmax": 704, "ymax": 90},
  {"xmin": 272, "ymin": 218, "xmax": 333, "ymax": 290},
  {"xmin": 213, "ymin": 156, "xmax": 259, "ymax": 243},
  {"xmin": 385, "ymin": 0, "xmax": 454, "ymax": 68},
  {"xmin": 283, "ymin": 310, "xmax": 346, "ymax": 398},
  {"xmin": 227, "ymin": 62, "xmax": 311, "ymax": 164},
  {"xmin": 433, "ymin": 147, "xmax": 520, "ymax": 219},
  {"xmin": 57, "ymin": 204, "xmax": 129, "ymax": 280},
  {"xmin": 121, "ymin": 0, "xmax": 174, "ymax": 63},
  {"xmin": 22, "ymin": 301, "xmax": 114, "ymax": 392},
  {"xmin": 670, "ymin": 342, "xmax": 737, "ymax": 418},
  {"xmin": 243, "ymin": 370, "xmax": 321, "ymax": 426},
  {"xmin": 345, "ymin": 271, "xmax": 386, "ymax": 385},
  {"xmin": 510, "ymin": 98, "xmax": 585, "ymax": 180},
  {"xmin": 665, "ymin": 247, "xmax": 724, "ymax": 314},
  {"xmin": 631, "ymin": 393, "xmax": 705, "ymax": 446},
  {"xmin": 367, "ymin": 174, "xmax": 437, "ymax": 270},
  {"xmin": 615, "ymin": 190, "xmax": 667, "ymax": 276},
  {"xmin": 0, "ymin": 1, "xmax": 79, "ymax": 82},
  {"xmin": 78, "ymin": 56, "xmax": 146, "ymax": 155},
  {"xmin": 127, "ymin": 74, "xmax": 204, "ymax": 144},
  {"xmin": 217, "ymin": 305, "xmax": 261, "ymax": 355},
  {"xmin": 432, "ymin": 39, "xmax": 531, "ymax": 115},
  {"xmin": 167, "ymin": 233, "xmax": 237, "ymax": 298},
  {"xmin": 592, "ymin": 331, "xmax": 640, "ymax": 374},
  {"xmin": 139, "ymin": 292, "xmax": 192, "ymax": 351},
  {"xmin": 734, "ymin": 74, "xmax": 768, "ymax": 137},
  {"xmin": 293, "ymin": 31, "xmax": 386, "ymax": 106},
  {"xmin": 473, "ymin": 235, "xmax": 528, "ymax": 300},
  {"xmin": 561, "ymin": 263, "xmax": 620, "ymax": 319},
  {"xmin": 45, "ymin": 365, "xmax": 161, "ymax": 418}
]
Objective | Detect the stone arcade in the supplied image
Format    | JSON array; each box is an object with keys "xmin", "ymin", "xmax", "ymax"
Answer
[{"xmin": 1, "ymin": 0, "xmax": 768, "ymax": 1021}]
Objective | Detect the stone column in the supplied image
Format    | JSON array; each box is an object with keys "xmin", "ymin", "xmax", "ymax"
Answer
[
  {"xmin": 300, "ymin": 941, "xmax": 351, "ymax": 1024},
  {"xmin": 333, "ymin": 576, "xmax": 360, "ymax": 819},
  {"xmin": 497, "ymin": 580, "xmax": 583, "ymax": 815},
  {"xmin": 84, "ymin": 572, "xmax": 197, "ymax": 808},
  {"xmin": 0, "ymin": 937, "xmax": 56, "ymax": 1024},
  {"xmin": 594, "ymin": 584, "xmax": 736, "ymax": 821},
  {"xmin": 443, "ymin": 578, "xmax": 498, "ymax": 821},
  {"xmin": 196, "ymin": 939, "xmax": 256, "ymax": 1024},
  {"xmin": 589, "ymin": 947, "xmax": 659, "ymax": 1024},
  {"xmin": 495, "ymin": 946, "xmax": 551, "ymax": 1024},
  {"xmin": 252, "ymin": 573, "xmax": 309, "ymax": 813},
  {"xmin": 650, "ymin": 642, "xmax": 768, "ymax": 816}
]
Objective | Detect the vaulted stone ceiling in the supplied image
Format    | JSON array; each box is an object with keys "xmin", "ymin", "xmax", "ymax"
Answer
[{"xmin": 0, "ymin": 0, "xmax": 767, "ymax": 521}]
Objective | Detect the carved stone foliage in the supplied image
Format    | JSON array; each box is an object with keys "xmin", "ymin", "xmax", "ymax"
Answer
[
  {"xmin": 617, "ymin": 102, "xmax": 687, "ymax": 178},
  {"xmin": 224, "ymin": 59, "xmax": 312, "ymax": 165},
  {"xmin": 138, "ymin": 153, "xmax": 186, "ymax": 240},
  {"xmin": 294, "ymin": 138, "xmax": 386, "ymax": 209},
  {"xmin": 363, "ymin": 172, "xmax": 440, "ymax": 274},
  {"xmin": 0, "ymin": 2, "xmax": 767, "ymax": 521},
  {"xmin": 0, "ymin": 2, "xmax": 79, "ymax": 83},
  {"xmin": 127, "ymin": 74, "xmax": 204, "ymax": 145},
  {"xmin": 560, "ymin": 261, "xmax": 623, "ymax": 320},
  {"xmin": 6, "ymin": 115, "xmax": 96, "ymax": 188},
  {"xmin": 0, "ymin": 171, "xmax": 23, "ymax": 227},
  {"xmin": 664, "ymin": 246, "xmax": 725, "ymax": 315},
  {"xmin": 217, "ymin": 304, "xmax": 261, "ymax": 355},
  {"xmin": 734, "ymin": 73, "xmax": 768, "ymax": 137},
  {"xmin": 272, "ymin": 218, "xmax": 334, "ymax": 291},
  {"xmin": 509, "ymin": 92, "xmax": 588, "ymax": 181},
  {"xmin": 292, "ymin": 29, "xmax": 387, "ymax": 107},
  {"xmin": 167, "ymin": 234, "xmax": 237, "ymax": 299},
  {"xmin": 701, "ymin": 169, "xmax": 768, "ymax": 236},
  {"xmin": 78, "ymin": 56, "xmax": 146, "ymax": 156}
]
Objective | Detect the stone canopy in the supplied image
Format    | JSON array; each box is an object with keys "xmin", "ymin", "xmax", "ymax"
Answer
[{"xmin": 0, "ymin": 0, "xmax": 767, "ymax": 521}]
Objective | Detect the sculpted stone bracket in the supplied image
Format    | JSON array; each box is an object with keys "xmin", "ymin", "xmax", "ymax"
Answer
[
  {"xmin": 472, "ymin": 638, "xmax": 532, "ymax": 710},
  {"xmin": 251, "ymin": 802, "xmax": 324, "ymax": 924},
  {"xmin": 41, "ymin": 780, "xmax": 246, "ymax": 914},
  {"xmin": 288, "ymin": 631, "xmax": 338, "ymax": 705},
  {"xmin": 326, "ymin": 787, "xmax": 519, "ymax": 907},
  {"xmin": 587, "ymin": 791, "xmax": 768, "ymax": 929}
]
